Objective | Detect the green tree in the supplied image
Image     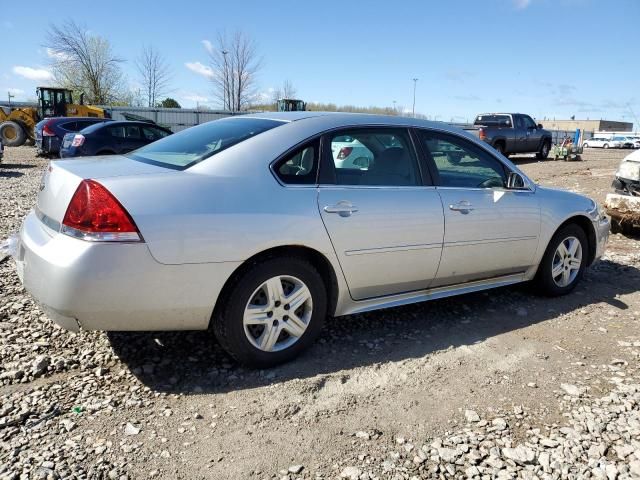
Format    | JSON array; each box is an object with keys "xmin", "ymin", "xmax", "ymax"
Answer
[{"xmin": 158, "ymin": 97, "xmax": 181, "ymax": 108}]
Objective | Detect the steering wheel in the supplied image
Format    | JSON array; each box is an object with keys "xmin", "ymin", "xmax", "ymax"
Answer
[{"xmin": 477, "ymin": 177, "xmax": 504, "ymax": 188}]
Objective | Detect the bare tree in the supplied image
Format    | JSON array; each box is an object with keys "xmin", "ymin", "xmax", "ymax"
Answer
[
  {"xmin": 271, "ymin": 80, "xmax": 297, "ymax": 102},
  {"xmin": 45, "ymin": 20, "xmax": 126, "ymax": 104},
  {"xmin": 135, "ymin": 45, "xmax": 172, "ymax": 107},
  {"xmin": 208, "ymin": 30, "xmax": 262, "ymax": 111}
]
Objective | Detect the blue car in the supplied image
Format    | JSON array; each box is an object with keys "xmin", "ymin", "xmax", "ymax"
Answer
[
  {"xmin": 35, "ymin": 117, "xmax": 113, "ymax": 156},
  {"xmin": 60, "ymin": 120, "xmax": 172, "ymax": 158}
]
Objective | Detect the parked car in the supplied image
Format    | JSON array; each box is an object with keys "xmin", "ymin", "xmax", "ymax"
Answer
[
  {"xmin": 35, "ymin": 117, "xmax": 112, "ymax": 156},
  {"xmin": 16, "ymin": 113, "xmax": 609, "ymax": 367},
  {"xmin": 472, "ymin": 113, "xmax": 552, "ymax": 158},
  {"xmin": 59, "ymin": 120, "xmax": 172, "ymax": 158},
  {"xmin": 617, "ymin": 136, "xmax": 639, "ymax": 149},
  {"xmin": 0, "ymin": 138, "xmax": 3, "ymax": 163},
  {"xmin": 582, "ymin": 137, "xmax": 624, "ymax": 149},
  {"xmin": 605, "ymin": 149, "xmax": 640, "ymax": 234},
  {"xmin": 331, "ymin": 135, "xmax": 374, "ymax": 169}
]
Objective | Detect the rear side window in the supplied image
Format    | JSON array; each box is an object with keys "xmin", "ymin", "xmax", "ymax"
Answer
[
  {"xmin": 109, "ymin": 126, "xmax": 126, "ymax": 138},
  {"xmin": 142, "ymin": 126, "xmax": 171, "ymax": 141},
  {"xmin": 328, "ymin": 128, "xmax": 420, "ymax": 186},
  {"xmin": 129, "ymin": 118, "xmax": 284, "ymax": 169},
  {"xmin": 274, "ymin": 140, "xmax": 319, "ymax": 185}
]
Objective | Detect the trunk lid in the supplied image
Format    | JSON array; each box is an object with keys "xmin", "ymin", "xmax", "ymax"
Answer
[{"xmin": 37, "ymin": 155, "xmax": 172, "ymax": 225}]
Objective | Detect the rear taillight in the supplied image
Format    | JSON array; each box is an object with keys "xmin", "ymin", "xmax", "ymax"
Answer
[
  {"xmin": 71, "ymin": 134, "xmax": 85, "ymax": 147},
  {"xmin": 42, "ymin": 121, "xmax": 55, "ymax": 137},
  {"xmin": 337, "ymin": 147, "xmax": 353, "ymax": 159},
  {"xmin": 479, "ymin": 128, "xmax": 486, "ymax": 141},
  {"xmin": 61, "ymin": 179, "xmax": 142, "ymax": 242}
]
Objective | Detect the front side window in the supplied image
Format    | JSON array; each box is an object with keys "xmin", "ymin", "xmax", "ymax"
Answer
[
  {"xmin": 129, "ymin": 117, "xmax": 284, "ymax": 169},
  {"xmin": 274, "ymin": 140, "xmax": 319, "ymax": 185},
  {"xmin": 522, "ymin": 116, "xmax": 537, "ymax": 129},
  {"xmin": 419, "ymin": 131, "xmax": 506, "ymax": 189},
  {"xmin": 328, "ymin": 128, "xmax": 420, "ymax": 186}
]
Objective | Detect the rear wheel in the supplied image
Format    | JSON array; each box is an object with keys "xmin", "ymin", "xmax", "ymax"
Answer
[
  {"xmin": 494, "ymin": 142, "xmax": 506, "ymax": 156},
  {"xmin": 212, "ymin": 257, "xmax": 327, "ymax": 367},
  {"xmin": 583, "ymin": 143, "xmax": 589, "ymax": 148},
  {"xmin": 534, "ymin": 224, "xmax": 587, "ymax": 296},
  {"xmin": 0, "ymin": 121, "xmax": 26, "ymax": 147},
  {"xmin": 603, "ymin": 143, "xmax": 609, "ymax": 149},
  {"xmin": 536, "ymin": 140, "xmax": 551, "ymax": 159}
]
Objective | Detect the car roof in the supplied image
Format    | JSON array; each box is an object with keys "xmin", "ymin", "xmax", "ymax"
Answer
[
  {"xmin": 239, "ymin": 111, "xmax": 468, "ymax": 133},
  {"xmin": 45, "ymin": 116, "xmax": 112, "ymax": 123}
]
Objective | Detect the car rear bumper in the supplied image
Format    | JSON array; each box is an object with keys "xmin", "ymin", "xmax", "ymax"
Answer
[
  {"xmin": 37, "ymin": 136, "xmax": 62, "ymax": 154},
  {"xmin": 16, "ymin": 210, "xmax": 240, "ymax": 332}
]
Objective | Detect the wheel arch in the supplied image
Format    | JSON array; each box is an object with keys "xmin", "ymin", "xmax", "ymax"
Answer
[
  {"xmin": 552, "ymin": 215, "xmax": 597, "ymax": 266},
  {"xmin": 209, "ymin": 245, "xmax": 340, "ymax": 328}
]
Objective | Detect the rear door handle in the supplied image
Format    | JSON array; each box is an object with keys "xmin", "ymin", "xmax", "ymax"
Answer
[
  {"xmin": 449, "ymin": 201, "xmax": 474, "ymax": 212},
  {"xmin": 324, "ymin": 203, "xmax": 358, "ymax": 217}
]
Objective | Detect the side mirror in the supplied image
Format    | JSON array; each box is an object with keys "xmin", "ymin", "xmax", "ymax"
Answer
[
  {"xmin": 537, "ymin": 123, "xmax": 543, "ymax": 129},
  {"xmin": 506, "ymin": 171, "xmax": 528, "ymax": 190}
]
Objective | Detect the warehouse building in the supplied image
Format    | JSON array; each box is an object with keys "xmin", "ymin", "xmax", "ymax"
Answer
[{"xmin": 539, "ymin": 119, "xmax": 632, "ymax": 132}]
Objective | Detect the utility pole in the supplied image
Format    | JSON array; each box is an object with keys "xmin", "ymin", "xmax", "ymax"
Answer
[
  {"xmin": 7, "ymin": 92, "xmax": 15, "ymax": 108},
  {"xmin": 392, "ymin": 100, "xmax": 397, "ymax": 114},
  {"xmin": 221, "ymin": 49, "xmax": 229, "ymax": 111},
  {"xmin": 412, "ymin": 78, "xmax": 418, "ymax": 117}
]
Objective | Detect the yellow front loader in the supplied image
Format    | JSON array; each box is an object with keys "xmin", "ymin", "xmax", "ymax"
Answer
[{"xmin": 0, "ymin": 87, "xmax": 108, "ymax": 147}]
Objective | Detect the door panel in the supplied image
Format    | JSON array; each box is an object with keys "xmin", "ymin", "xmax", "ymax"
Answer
[
  {"xmin": 433, "ymin": 188, "xmax": 540, "ymax": 286},
  {"xmin": 513, "ymin": 115, "xmax": 528, "ymax": 153},
  {"xmin": 318, "ymin": 187, "xmax": 444, "ymax": 299},
  {"xmin": 416, "ymin": 128, "xmax": 541, "ymax": 286}
]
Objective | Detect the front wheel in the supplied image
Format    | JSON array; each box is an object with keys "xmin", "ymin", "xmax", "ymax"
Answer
[
  {"xmin": 212, "ymin": 257, "xmax": 327, "ymax": 367},
  {"xmin": 583, "ymin": 143, "xmax": 589, "ymax": 149},
  {"xmin": 534, "ymin": 224, "xmax": 587, "ymax": 296},
  {"xmin": 494, "ymin": 142, "xmax": 506, "ymax": 156},
  {"xmin": 603, "ymin": 144, "xmax": 609, "ymax": 149}
]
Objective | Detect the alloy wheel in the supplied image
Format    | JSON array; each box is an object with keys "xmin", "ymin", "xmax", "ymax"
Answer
[
  {"xmin": 243, "ymin": 275, "xmax": 313, "ymax": 352},
  {"xmin": 551, "ymin": 236, "xmax": 583, "ymax": 287}
]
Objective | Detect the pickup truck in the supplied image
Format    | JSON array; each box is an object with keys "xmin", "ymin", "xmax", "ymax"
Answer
[{"xmin": 471, "ymin": 113, "xmax": 552, "ymax": 159}]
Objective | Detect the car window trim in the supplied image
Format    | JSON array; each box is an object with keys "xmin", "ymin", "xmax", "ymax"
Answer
[
  {"xmin": 269, "ymin": 135, "xmax": 323, "ymax": 188},
  {"xmin": 414, "ymin": 128, "xmax": 512, "ymax": 188},
  {"xmin": 319, "ymin": 126, "xmax": 428, "ymax": 187}
]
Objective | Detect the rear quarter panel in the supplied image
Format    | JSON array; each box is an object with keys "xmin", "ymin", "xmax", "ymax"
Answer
[{"xmin": 101, "ymin": 170, "xmax": 336, "ymax": 266}]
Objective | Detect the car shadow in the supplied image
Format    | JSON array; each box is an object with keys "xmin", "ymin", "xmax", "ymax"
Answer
[
  {"xmin": 0, "ymin": 171, "xmax": 24, "ymax": 178},
  {"xmin": 107, "ymin": 258, "xmax": 640, "ymax": 394},
  {"xmin": 0, "ymin": 163, "xmax": 38, "ymax": 169},
  {"xmin": 508, "ymin": 155, "xmax": 544, "ymax": 165}
]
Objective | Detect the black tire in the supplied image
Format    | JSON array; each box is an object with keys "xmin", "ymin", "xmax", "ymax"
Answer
[
  {"xmin": 534, "ymin": 224, "xmax": 588, "ymax": 296},
  {"xmin": 603, "ymin": 144, "xmax": 609, "ymax": 149},
  {"xmin": 212, "ymin": 256, "xmax": 327, "ymax": 367},
  {"xmin": 0, "ymin": 121, "xmax": 26, "ymax": 147},
  {"xmin": 583, "ymin": 143, "xmax": 589, "ymax": 149},
  {"xmin": 536, "ymin": 140, "xmax": 551, "ymax": 159},
  {"xmin": 494, "ymin": 142, "xmax": 506, "ymax": 156}
]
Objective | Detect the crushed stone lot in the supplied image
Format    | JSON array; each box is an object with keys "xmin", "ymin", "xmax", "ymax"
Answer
[{"xmin": 1, "ymin": 146, "xmax": 640, "ymax": 480}]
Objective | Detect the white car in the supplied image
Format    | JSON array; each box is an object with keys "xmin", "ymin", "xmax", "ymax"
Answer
[
  {"xmin": 331, "ymin": 135, "xmax": 374, "ymax": 169},
  {"xmin": 622, "ymin": 136, "xmax": 640, "ymax": 149},
  {"xmin": 583, "ymin": 137, "xmax": 623, "ymax": 149}
]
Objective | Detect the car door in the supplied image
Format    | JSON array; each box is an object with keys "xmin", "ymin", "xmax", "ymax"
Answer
[
  {"xmin": 522, "ymin": 115, "xmax": 542, "ymax": 151},
  {"xmin": 415, "ymin": 129, "xmax": 541, "ymax": 287},
  {"xmin": 512, "ymin": 115, "xmax": 528, "ymax": 153},
  {"xmin": 317, "ymin": 127, "xmax": 444, "ymax": 300}
]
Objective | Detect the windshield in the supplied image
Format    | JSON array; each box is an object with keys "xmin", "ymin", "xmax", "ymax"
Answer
[{"xmin": 128, "ymin": 117, "xmax": 285, "ymax": 169}]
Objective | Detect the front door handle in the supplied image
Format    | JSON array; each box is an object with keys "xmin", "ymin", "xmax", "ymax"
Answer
[
  {"xmin": 449, "ymin": 201, "xmax": 474, "ymax": 212},
  {"xmin": 324, "ymin": 202, "xmax": 358, "ymax": 217}
]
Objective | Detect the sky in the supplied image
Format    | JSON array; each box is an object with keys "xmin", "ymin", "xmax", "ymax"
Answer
[{"xmin": 1, "ymin": 0, "xmax": 639, "ymax": 126}]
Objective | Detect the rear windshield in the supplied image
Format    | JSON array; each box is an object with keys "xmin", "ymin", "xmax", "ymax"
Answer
[
  {"xmin": 474, "ymin": 114, "xmax": 511, "ymax": 127},
  {"xmin": 128, "ymin": 118, "xmax": 285, "ymax": 169}
]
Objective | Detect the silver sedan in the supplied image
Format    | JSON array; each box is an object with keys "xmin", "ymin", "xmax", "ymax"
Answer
[{"xmin": 16, "ymin": 112, "xmax": 610, "ymax": 366}]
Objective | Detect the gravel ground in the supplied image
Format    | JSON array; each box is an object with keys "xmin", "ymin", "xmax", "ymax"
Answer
[{"xmin": 1, "ymin": 146, "xmax": 639, "ymax": 480}]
